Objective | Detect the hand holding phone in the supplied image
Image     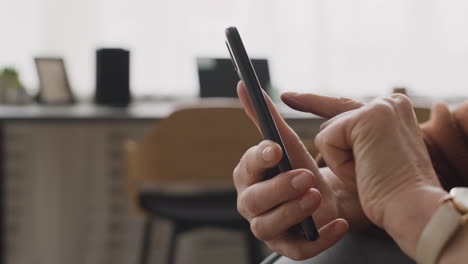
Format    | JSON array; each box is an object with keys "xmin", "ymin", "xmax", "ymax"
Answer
[{"xmin": 225, "ymin": 26, "xmax": 319, "ymax": 241}]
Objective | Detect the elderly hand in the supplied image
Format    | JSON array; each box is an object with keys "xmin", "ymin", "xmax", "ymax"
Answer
[
  {"xmin": 282, "ymin": 92, "xmax": 447, "ymax": 258},
  {"xmin": 233, "ymin": 82, "xmax": 370, "ymax": 260}
]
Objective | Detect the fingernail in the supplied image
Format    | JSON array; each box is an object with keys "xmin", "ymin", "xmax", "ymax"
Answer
[
  {"xmin": 291, "ymin": 172, "xmax": 312, "ymax": 190},
  {"xmin": 283, "ymin": 92, "xmax": 299, "ymax": 97},
  {"xmin": 262, "ymin": 147, "xmax": 274, "ymax": 162},
  {"xmin": 299, "ymin": 193, "xmax": 316, "ymax": 210},
  {"xmin": 333, "ymin": 220, "xmax": 347, "ymax": 236},
  {"xmin": 282, "ymin": 93, "xmax": 304, "ymax": 107}
]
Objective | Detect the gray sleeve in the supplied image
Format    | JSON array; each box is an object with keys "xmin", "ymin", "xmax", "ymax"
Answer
[{"xmin": 268, "ymin": 227, "xmax": 414, "ymax": 264}]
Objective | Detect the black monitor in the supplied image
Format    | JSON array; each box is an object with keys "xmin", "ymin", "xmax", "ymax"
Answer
[{"xmin": 197, "ymin": 57, "xmax": 271, "ymax": 98}]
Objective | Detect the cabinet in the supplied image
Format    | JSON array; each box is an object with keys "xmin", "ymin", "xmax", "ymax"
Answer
[{"xmin": 0, "ymin": 104, "xmax": 323, "ymax": 264}]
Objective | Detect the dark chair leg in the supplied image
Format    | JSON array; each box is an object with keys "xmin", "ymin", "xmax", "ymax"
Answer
[
  {"xmin": 246, "ymin": 231, "xmax": 263, "ymax": 264},
  {"xmin": 166, "ymin": 223, "xmax": 180, "ymax": 264},
  {"xmin": 138, "ymin": 219, "xmax": 154, "ymax": 264}
]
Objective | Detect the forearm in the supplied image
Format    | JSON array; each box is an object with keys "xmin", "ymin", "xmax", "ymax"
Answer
[{"xmin": 384, "ymin": 185, "xmax": 468, "ymax": 263}]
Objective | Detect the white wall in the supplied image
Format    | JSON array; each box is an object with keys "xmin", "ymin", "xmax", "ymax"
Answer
[{"xmin": 1, "ymin": 0, "xmax": 468, "ymax": 99}]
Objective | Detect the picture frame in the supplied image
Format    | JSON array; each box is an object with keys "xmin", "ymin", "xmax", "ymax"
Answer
[{"xmin": 35, "ymin": 57, "xmax": 75, "ymax": 104}]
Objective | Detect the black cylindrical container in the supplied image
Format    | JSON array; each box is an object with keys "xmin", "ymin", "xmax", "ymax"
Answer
[{"xmin": 95, "ymin": 48, "xmax": 131, "ymax": 106}]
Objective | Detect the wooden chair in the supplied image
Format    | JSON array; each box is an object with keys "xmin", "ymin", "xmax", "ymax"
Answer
[{"xmin": 123, "ymin": 106, "xmax": 264, "ymax": 264}]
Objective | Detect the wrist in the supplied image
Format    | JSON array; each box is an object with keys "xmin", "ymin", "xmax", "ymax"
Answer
[{"xmin": 381, "ymin": 184, "xmax": 447, "ymax": 258}]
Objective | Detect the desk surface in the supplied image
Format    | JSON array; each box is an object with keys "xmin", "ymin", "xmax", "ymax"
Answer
[{"xmin": 0, "ymin": 99, "xmax": 321, "ymax": 121}]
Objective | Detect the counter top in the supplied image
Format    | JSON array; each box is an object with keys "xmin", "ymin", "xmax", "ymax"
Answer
[{"xmin": 0, "ymin": 98, "xmax": 321, "ymax": 121}]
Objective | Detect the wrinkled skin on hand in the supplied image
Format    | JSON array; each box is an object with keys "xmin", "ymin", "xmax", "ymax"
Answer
[
  {"xmin": 234, "ymin": 80, "xmax": 442, "ymax": 260},
  {"xmin": 234, "ymin": 82, "xmax": 368, "ymax": 260},
  {"xmin": 282, "ymin": 91, "xmax": 444, "ymax": 257}
]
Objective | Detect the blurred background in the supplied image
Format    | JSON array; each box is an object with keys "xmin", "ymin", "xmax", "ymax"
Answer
[
  {"xmin": 0, "ymin": 1, "xmax": 467, "ymax": 264},
  {"xmin": 2, "ymin": 0, "xmax": 468, "ymax": 99}
]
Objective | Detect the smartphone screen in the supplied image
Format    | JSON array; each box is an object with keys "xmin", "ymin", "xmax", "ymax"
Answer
[{"xmin": 225, "ymin": 26, "xmax": 319, "ymax": 241}]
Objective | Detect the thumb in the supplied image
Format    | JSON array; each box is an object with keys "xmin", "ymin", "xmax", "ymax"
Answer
[
  {"xmin": 281, "ymin": 93, "xmax": 363, "ymax": 119},
  {"xmin": 420, "ymin": 103, "xmax": 450, "ymax": 132},
  {"xmin": 236, "ymin": 81, "xmax": 323, "ymax": 175},
  {"xmin": 430, "ymin": 103, "xmax": 451, "ymax": 125}
]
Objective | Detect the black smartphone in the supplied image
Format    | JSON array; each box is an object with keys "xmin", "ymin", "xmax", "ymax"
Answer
[{"xmin": 225, "ymin": 26, "xmax": 319, "ymax": 241}]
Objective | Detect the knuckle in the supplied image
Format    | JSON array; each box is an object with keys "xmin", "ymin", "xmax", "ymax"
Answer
[
  {"xmin": 369, "ymin": 100, "xmax": 395, "ymax": 120},
  {"xmin": 232, "ymin": 164, "xmax": 242, "ymax": 184},
  {"xmin": 290, "ymin": 201, "xmax": 308, "ymax": 219},
  {"xmin": 373, "ymin": 100, "xmax": 394, "ymax": 115},
  {"xmin": 270, "ymin": 174, "xmax": 288, "ymax": 192},
  {"xmin": 391, "ymin": 93, "xmax": 413, "ymax": 112},
  {"xmin": 245, "ymin": 146, "xmax": 262, "ymax": 176},
  {"xmin": 250, "ymin": 217, "xmax": 269, "ymax": 241},
  {"xmin": 288, "ymin": 248, "xmax": 309, "ymax": 261},
  {"xmin": 293, "ymin": 192, "xmax": 319, "ymax": 217},
  {"xmin": 278, "ymin": 201, "xmax": 309, "ymax": 228},
  {"xmin": 390, "ymin": 93, "xmax": 410, "ymax": 104},
  {"xmin": 236, "ymin": 196, "xmax": 248, "ymax": 218},
  {"xmin": 264, "ymin": 241, "xmax": 281, "ymax": 255},
  {"xmin": 238, "ymin": 187, "xmax": 259, "ymax": 217},
  {"xmin": 369, "ymin": 95, "xmax": 416, "ymax": 123},
  {"xmin": 314, "ymin": 132, "xmax": 326, "ymax": 149}
]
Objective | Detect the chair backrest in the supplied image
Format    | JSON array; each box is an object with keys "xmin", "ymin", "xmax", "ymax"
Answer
[{"xmin": 123, "ymin": 106, "xmax": 262, "ymax": 216}]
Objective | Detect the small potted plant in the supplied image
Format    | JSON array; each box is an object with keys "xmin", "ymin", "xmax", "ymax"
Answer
[{"xmin": 0, "ymin": 68, "xmax": 30, "ymax": 104}]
